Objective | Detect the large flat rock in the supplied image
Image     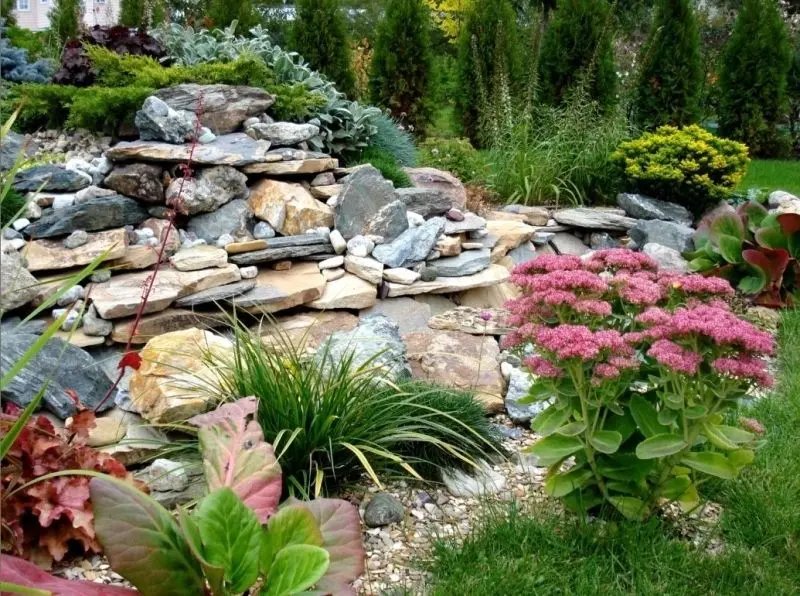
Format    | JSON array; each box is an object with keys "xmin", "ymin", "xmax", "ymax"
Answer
[
  {"xmin": 25, "ymin": 229, "xmax": 128, "ymax": 272},
  {"xmin": 385, "ymin": 264, "xmax": 509, "ymax": 297},
  {"xmin": 91, "ymin": 264, "xmax": 241, "ymax": 319},
  {"xmin": 307, "ymin": 273, "xmax": 377, "ymax": 310},
  {"xmin": 235, "ymin": 262, "xmax": 326, "ymax": 313},
  {"xmin": 242, "ymin": 158, "xmax": 338, "ymax": 175},
  {"xmin": 485, "ymin": 220, "xmax": 535, "ymax": 261},
  {"xmin": 24, "ymin": 196, "xmax": 149, "ymax": 238},
  {"xmin": 106, "ymin": 133, "xmax": 272, "ymax": 166},
  {"xmin": 261, "ymin": 311, "xmax": 359, "ymax": 352},
  {"xmin": 111, "ymin": 309, "xmax": 229, "ymax": 344},
  {"xmin": 553, "ymin": 207, "xmax": 637, "ymax": 231}
]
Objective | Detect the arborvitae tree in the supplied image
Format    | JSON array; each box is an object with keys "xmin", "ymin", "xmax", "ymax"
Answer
[
  {"xmin": 119, "ymin": 0, "xmax": 144, "ymax": 26},
  {"xmin": 370, "ymin": 0, "xmax": 433, "ymax": 133},
  {"xmin": 208, "ymin": 0, "xmax": 257, "ymax": 31},
  {"xmin": 537, "ymin": 0, "xmax": 616, "ymax": 109},
  {"xmin": 634, "ymin": 0, "xmax": 703, "ymax": 129},
  {"xmin": 455, "ymin": 0, "xmax": 522, "ymax": 146},
  {"xmin": 49, "ymin": 0, "xmax": 82, "ymax": 43},
  {"xmin": 718, "ymin": 0, "xmax": 791, "ymax": 157},
  {"xmin": 788, "ymin": 39, "xmax": 800, "ymax": 152},
  {"xmin": 293, "ymin": 0, "xmax": 357, "ymax": 97}
]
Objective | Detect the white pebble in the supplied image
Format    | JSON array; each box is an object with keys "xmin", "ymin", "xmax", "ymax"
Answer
[
  {"xmin": 239, "ymin": 265, "xmax": 258, "ymax": 279},
  {"xmin": 216, "ymin": 233, "xmax": 235, "ymax": 247},
  {"xmin": 12, "ymin": 218, "xmax": 30, "ymax": 231}
]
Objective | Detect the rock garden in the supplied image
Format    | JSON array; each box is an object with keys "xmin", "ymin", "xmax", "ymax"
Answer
[{"xmin": 1, "ymin": 0, "xmax": 800, "ymax": 594}]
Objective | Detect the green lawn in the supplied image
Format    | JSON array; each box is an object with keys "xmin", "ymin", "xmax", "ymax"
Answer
[
  {"xmin": 738, "ymin": 159, "xmax": 800, "ymax": 195},
  {"xmin": 426, "ymin": 310, "xmax": 800, "ymax": 595}
]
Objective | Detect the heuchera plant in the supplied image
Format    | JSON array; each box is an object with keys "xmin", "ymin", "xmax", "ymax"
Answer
[
  {"xmin": 504, "ymin": 249, "xmax": 773, "ymax": 520},
  {"xmin": 686, "ymin": 201, "xmax": 800, "ymax": 307},
  {"xmin": 2, "ymin": 398, "xmax": 365, "ymax": 596}
]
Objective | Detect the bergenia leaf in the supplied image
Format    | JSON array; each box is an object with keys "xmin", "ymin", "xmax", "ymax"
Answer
[
  {"xmin": 191, "ymin": 397, "xmax": 282, "ymax": 523},
  {"xmin": 261, "ymin": 505, "xmax": 324, "ymax": 574},
  {"xmin": 717, "ymin": 234, "xmax": 743, "ymax": 264},
  {"xmin": 178, "ymin": 509, "xmax": 226, "ymax": 596},
  {"xmin": 296, "ymin": 499, "xmax": 366, "ymax": 595},
  {"xmin": 742, "ymin": 248, "xmax": 790, "ymax": 285},
  {"xmin": 737, "ymin": 200, "xmax": 768, "ymax": 232},
  {"xmin": 193, "ymin": 488, "xmax": 262, "ymax": 594},
  {"xmin": 777, "ymin": 213, "xmax": 800, "ymax": 235},
  {"xmin": 0, "ymin": 554, "xmax": 138, "ymax": 595},
  {"xmin": 89, "ymin": 477, "xmax": 205, "ymax": 596},
  {"xmin": 754, "ymin": 225, "xmax": 787, "ymax": 250},
  {"xmin": 709, "ymin": 206, "xmax": 744, "ymax": 243},
  {"xmin": 261, "ymin": 544, "xmax": 329, "ymax": 596}
]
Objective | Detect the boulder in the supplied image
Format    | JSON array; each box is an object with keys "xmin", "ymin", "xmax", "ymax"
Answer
[
  {"xmin": 553, "ymin": 207, "xmax": 637, "ymax": 231},
  {"xmin": 364, "ymin": 199, "xmax": 408, "ymax": 242},
  {"xmin": 316, "ymin": 314, "xmax": 410, "ymax": 381},
  {"xmin": 129, "ymin": 328, "xmax": 233, "ymax": 423},
  {"xmin": 155, "ymin": 84, "xmax": 275, "ymax": 134},
  {"xmin": 404, "ymin": 330, "xmax": 504, "ymax": 412},
  {"xmin": 629, "ymin": 220, "xmax": 694, "ymax": 253},
  {"xmin": 169, "ymin": 245, "xmax": 229, "ymax": 271},
  {"xmin": 246, "ymin": 122, "xmax": 319, "ymax": 146},
  {"xmin": 262, "ymin": 311, "xmax": 359, "ymax": 352},
  {"xmin": 106, "ymin": 134, "xmax": 272, "ymax": 167},
  {"xmin": 506, "ymin": 368, "xmax": 549, "ymax": 424},
  {"xmin": 386, "ymin": 264, "xmax": 510, "ymax": 297},
  {"xmin": 395, "ymin": 187, "xmax": 451, "ymax": 218},
  {"xmin": 24, "ymin": 196, "xmax": 149, "ymax": 238},
  {"xmin": 104, "ymin": 163, "xmax": 164, "ymax": 203},
  {"xmin": 372, "ymin": 217, "xmax": 445, "ymax": 268},
  {"xmin": 0, "ymin": 334, "xmax": 114, "ymax": 419},
  {"xmin": 617, "ymin": 193, "xmax": 693, "ymax": 226},
  {"xmin": 768, "ymin": 190, "xmax": 799, "ymax": 209},
  {"xmin": 249, "ymin": 179, "xmax": 334, "ymax": 236},
  {"xmin": 364, "ymin": 493, "xmax": 405, "ymax": 527},
  {"xmin": 187, "ymin": 198, "xmax": 253, "ymax": 244},
  {"xmin": 307, "ymin": 273, "xmax": 377, "ymax": 310},
  {"xmin": 25, "ymin": 228, "xmax": 128, "ymax": 272},
  {"xmin": 13, "ymin": 164, "xmax": 91, "ymax": 192},
  {"xmin": 404, "ymin": 167, "xmax": 466, "ymax": 210},
  {"xmin": 334, "ymin": 166, "xmax": 398, "ymax": 239},
  {"xmin": 432, "ymin": 248, "xmax": 491, "ymax": 277},
  {"xmin": 642, "ymin": 242, "xmax": 689, "ymax": 272},
  {"xmin": 135, "ymin": 96, "xmax": 198, "ymax": 143},
  {"xmin": 0, "ymin": 248, "xmax": 39, "ymax": 313},
  {"xmin": 165, "ymin": 166, "xmax": 248, "ymax": 215},
  {"xmin": 0, "ymin": 131, "xmax": 30, "ymax": 171},
  {"xmin": 235, "ymin": 262, "xmax": 326, "ymax": 313}
]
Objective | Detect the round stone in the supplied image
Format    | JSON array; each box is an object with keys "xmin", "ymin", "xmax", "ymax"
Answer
[{"xmin": 364, "ymin": 493, "xmax": 405, "ymax": 528}]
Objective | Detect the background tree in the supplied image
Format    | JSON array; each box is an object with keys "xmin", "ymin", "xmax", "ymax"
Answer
[
  {"xmin": 48, "ymin": 0, "xmax": 82, "ymax": 44},
  {"xmin": 537, "ymin": 0, "xmax": 617, "ymax": 109},
  {"xmin": 370, "ymin": 0, "xmax": 433, "ymax": 133},
  {"xmin": 718, "ymin": 0, "xmax": 791, "ymax": 156},
  {"xmin": 786, "ymin": 37, "xmax": 800, "ymax": 153},
  {"xmin": 293, "ymin": 0, "xmax": 357, "ymax": 97},
  {"xmin": 119, "ymin": 0, "xmax": 144, "ymax": 26},
  {"xmin": 455, "ymin": 0, "xmax": 522, "ymax": 146},
  {"xmin": 633, "ymin": 0, "xmax": 703, "ymax": 129},
  {"xmin": 2, "ymin": 0, "xmax": 18, "ymax": 25},
  {"xmin": 207, "ymin": 0, "xmax": 257, "ymax": 31}
]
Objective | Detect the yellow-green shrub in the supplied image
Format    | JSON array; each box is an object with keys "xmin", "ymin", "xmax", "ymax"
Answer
[{"xmin": 611, "ymin": 125, "xmax": 749, "ymax": 216}]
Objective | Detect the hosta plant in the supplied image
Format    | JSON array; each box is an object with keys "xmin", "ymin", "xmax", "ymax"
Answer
[
  {"xmin": 686, "ymin": 201, "xmax": 800, "ymax": 307},
  {"xmin": 504, "ymin": 249, "xmax": 773, "ymax": 520}
]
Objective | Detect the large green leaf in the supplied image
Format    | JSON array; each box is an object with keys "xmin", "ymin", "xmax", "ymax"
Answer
[
  {"xmin": 729, "ymin": 449, "xmax": 755, "ymax": 470},
  {"xmin": 629, "ymin": 396, "xmax": 668, "ymax": 438},
  {"xmin": 681, "ymin": 452, "xmax": 737, "ymax": 479},
  {"xmin": 589, "ymin": 430, "xmax": 622, "ymax": 454},
  {"xmin": 718, "ymin": 234, "xmax": 743, "ymax": 264},
  {"xmin": 261, "ymin": 506, "xmax": 324, "ymax": 574},
  {"xmin": 527, "ymin": 435, "xmax": 584, "ymax": 466},
  {"xmin": 755, "ymin": 225, "xmax": 787, "ymax": 250},
  {"xmin": 178, "ymin": 510, "xmax": 225, "ymax": 596},
  {"xmin": 89, "ymin": 477, "xmax": 205, "ymax": 596},
  {"xmin": 531, "ymin": 404, "xmax": 572, "ymax": 437},
  {"xmin": 262, "ymin": 544, "xmax": 329, "ymax": 596},
  {"xmin": 635, "ymin": 434, "xmax": 688, "ymax": 459},
  {"xmin": 555, "ymin": 421, "xmax": 587, "ymax": 436},
  {"xmin": 710, "ymin": 207, "xmax": 745, "ymax": 243},
  {"xmin": 597, "ymin": 454, "xmax": 655, "ymax": 482},
  {"xmin": 544, "ymin": 467, "xmax": 594, "ymax": 498},
  {"xmin": 656, "ymin": 476, "xmax": 692, "ymax": 499},
  {"xmin": 602, "ymin": 411, "xmax": 637, "ymax": 441},
  {"xmin": 701, "ymin": 422, "xmax": 753, "ymax": 451},
  {"xmin": 608, "ymin": 496, "xmax": 648, "ymax": 521},
  {"xmin": 194, "ymin": 488, "xmax": 262, "ymax": 594}
]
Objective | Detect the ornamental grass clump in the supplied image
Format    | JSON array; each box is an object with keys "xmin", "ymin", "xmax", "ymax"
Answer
[{"xmin": 504, "ymin": 249, "xmax": 773, "ymax": 520}]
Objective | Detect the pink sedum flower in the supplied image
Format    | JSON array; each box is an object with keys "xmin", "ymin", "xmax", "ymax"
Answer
[
  {"xmin": 712, "ymin": 355, "xmax": 773, "ymax": 387},
  {"xmin": 534, "ymin": 325, "xmax": 629, "ymax": 361},
  {"xmin": 612, "ymin": 273, "xmax": 664, "ymax": 306},
  {"xmin": 522, "ymin": 356, "xmax": 563, "ymax": 378},
  {"xmin": 513, "ymin": 254, "xmax": 583, "ymax": 274},
  {"xmin": 584, "ymin": 248, "xmax": 658, "ymax": 273},
  {"xmin": 647, "ymin": 339, "xmax": 704, "ymax": 375}
]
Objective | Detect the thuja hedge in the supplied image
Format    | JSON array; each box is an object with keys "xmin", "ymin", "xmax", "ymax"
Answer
[{"xmin": 4, "ymin": 52, "xmax": 325, "ymax": 135}]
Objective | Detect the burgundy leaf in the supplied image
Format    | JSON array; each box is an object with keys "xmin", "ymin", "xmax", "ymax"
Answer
[
  {"xmin": 0, "ymin": 554, "xmax": 138, "ymax": 595},
  {"xmin": 778, "ymin": 213, "xmax": 800, "ymax": 235}
]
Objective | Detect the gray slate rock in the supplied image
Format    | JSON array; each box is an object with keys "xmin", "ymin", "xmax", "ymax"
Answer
[
  {"xmin": 360, "ymin": 297, "xmax": 431, "ymax": 336},
  {"xmin": 0, "ymin": 334, "xmax": 114, "ymax": 419},
  {"xmin": 24, "ymin": 196, "xmax": 149, "ymax": 238},
  {"xmin": 104, "ymin": 163, "xmax": 164, "ymax": 203},
  {"xmin": 506, "ymin": 368, "xmax": 549, "ymax": 424},
  {"xmin": 549, "ymin": 232, "xmax": 589, "ymax": 256},
  {"xmin": 187, "ymin": 198, "xmax": 253, "ymax": 243},
  {"xmin": 0, "ymin": 131, "xmax": 30, "ymax": 171},
  {"xmin": 247, "ymin": 122, "xmax": 319, "ymax": 146},
  {"xmin": 507, "ymin": 241, "xmax": 537, "ymax": 266},
  {"xmin": 589, "ymin": 232, "xmax": 620, "ymax": 249},
  {"xmin": 364, "ymin": 493, "xmax": 405, "ymax": 527},
  {"xmin": 372, "ymin": 217, "xmax": 446, "ymax": 268},
  {"xmin": 617, "ymin": 193, "xmax": 693, "ymax": 226},
  {"xmin": 432, "ymin": 248, "xmax": 491, "ymax": 277},
  {"xmin": 13, "ymin": 164, "xmax": 91, "ymax": 192},
  {"xmin": 553, "ymin": 208, "xmax": 637, "ymax": 231},
  {"xmin": 365, "ymin": 199, "xmax": 409, "ymax": 242},
  {"xmin": 135, "ymin": 96, "xmax": 197, "ymax": 144},
  {"xmin": 174, "ymin": 280, "xmax": 257, "ymax": 307},
  {"xmin": 317, "ymin": 314, "xmax": 411, "ymax": 381},
  {"xmin": 334, "ymin": 166, "xmax": 398, "ymax": 239},
  {"xmin": 395, "ymin": 187, "xmax": 451, "ymax": 218},
  {"xmin": 629, "ymin": 220, "xmax": 694, "ymax": 253},
  {"xmin": 229, "ymin": 244, "xmax": 332, "ymax": 265},
  {"xmin": 165, "ymin": 166, "xmax": 248, "ymax": 215},
  {"xmin": 106, "ymin": 133, "xmax": 272, "ymax": 167},
  {"xmin": 443, "ymin": 212, "xmax": 485, "ymax": 235}
]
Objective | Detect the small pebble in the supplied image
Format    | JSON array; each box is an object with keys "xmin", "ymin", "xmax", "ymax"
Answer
[
  {"xmin": 216, "ymin": 233, "xmax": 235, "ymax": 247},
  {"xmin": 64, "ymin": 230, "xmax": 89, "ymax": 249},
  {"xmin": 239, "ymin": 265, "xmax": 258, "ymax": 279},
  {"xmin": 12, "ymin": 218, "xmax": 30, "ymax": 231},
  {"xmin": 253, "ymin": 221, "xmax": 275, "ymax": 240}
]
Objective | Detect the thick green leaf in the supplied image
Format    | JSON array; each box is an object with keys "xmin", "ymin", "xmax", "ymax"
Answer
[
  {"xmin": 710, "ymin": 208, "xmax": 745, "ymax": 242},
  {"xmin": 715, "ymin": 425, "xmax": 755, "ymax": 445},
  {"xmin": 729, "ymin": 449, "xmax": 755, "ymax": 470},
  {"xmin": 194, "ymin": 488, "xmax": 261, "ymax": 594},
  {"xmin": 681, "ymin": 452, "xmax": 736, "ymax": 479},
  {"xmin": 635, "ymin": 434, "xmax": 688, "ymax": 459},
  {"xmin": 262, "ymin": 544, "xmax": 329, "ymax": 596},
  {"xmin": 629, "ymin": 396, "xmax": 668, "ymax": 438},
  {"xmin": 531, "ymin": 404, "xmax": 572, "ymax": 437},
  {"xmin": 528, "ymin": 435, "xmax": 584, "ymax": 466},
  {"xmin": 519, "ymin": 380, "xmax": 555, "ymax": 404},
  {"xmin": 718, "ymin": 234, "xmax": 743, "ymax": 264},
  {"xmin": 738, "ymin": 272, "xmax": 767, "ymax": 294},
  {"xmin": 562, "ymin": 486, "xmax": 604, "ymax": 513},
  {"xmin": 684, "ymin": 405, "xmax": 708, "ymax": 419},
  {"xmin": 688, "ymin": 256, "xmax": 716, "ymax": 272},
  {"xmin": 602, "ymin": 411, "xmax": 637, "ymax": 441},
  {"xmin": 89, "ymin": 477, "xmax": 205, "ymax": 596},
  {"xmin": 555, "ymin": 421, "xmax": 587, "ymax": 436},
  {"xmin": 178, "ymin": 510, "xmax": 225, "ymax": 596},
  {"xmin": 657, "ymin": 476, "xmax": 692, "ymax": 499},
  {"xmin": 755, "ymin": 225, "xmax": 787, "ymax": 250},
  {"xmin": 589, "ymin": 430, "xmax": 622, "ymax": 454},
  {"xmin": 544, "ymin": 467, "xmax": 594, "ymax": 498},
  {"xmin": 261, "ymin": 506, "xmax": 324, "ymax": 574},
  {"xmin": 657, "ymin": 408, "xmax": 678, "ymax": 426},
  {"xmin": 702, "ymin": 422, "xmax": 738, "ymax": 451},
  {"xmin": 597, "ymin": 454, "xmax": 655, "ymax": 482},
  {"xmin": 678, "ymin": 484, "xmax": 701, "ymax": 512},
  {"xmin": 609, "ymin": 496, "xmax": 648, "ymax": 521}
]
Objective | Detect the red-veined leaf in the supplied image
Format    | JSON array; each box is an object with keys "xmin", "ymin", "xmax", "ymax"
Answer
[{"xmin": 0, "ymin": 554, "xmax": 138, "ymax": 595}]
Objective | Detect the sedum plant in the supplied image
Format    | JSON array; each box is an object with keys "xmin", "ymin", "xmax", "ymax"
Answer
[
  {"xmin": 686, "ymin": 201, "xmax": 800, "ymax": 307},
  {"xmin": 504, "ymin": 249, "xmax": 773, "ymax": 520}
]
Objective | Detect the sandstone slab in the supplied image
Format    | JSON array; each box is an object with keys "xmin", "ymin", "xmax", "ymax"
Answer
[
  {"xmin": 307, "ymin": 273, "xmax": 377, "ymax": 310},
  {"xmin": 344, "ymin": 255, "xmax": 383, "ymax": 285},
  {"xmin": 169, "ymin": 245, "xmax": 229, "ymax": 271},
  {"xmin": 249, "ymin": 179, "xmax": 334, "ymax": 236},
  {"xmin": 236, "ymin": 262, "xmax": 326, "ymax": 313},
  {"xmin": 486, "ymin": 219, "xmax": 535, "ymax": 261},
  {"xmin": 262, "ymin": 311, "xmax": 359, "ymax": 352},
  {"xmin": 25, "ymin": 229, "xmax": 127, "ymax": 272},
  {"xmin": 242, "ymin": 158, "xmax": 338, "ymax": 175},
  {"xmin": 107, "ymin": 134, "xmax": 272, "ymax": 166},
  {"xmin": 386, "ymin": 264, "xmax": 509, "ymax": 297},
  {"xmin": 111, "ymin": 309, "xmax": 229, "ymax": 344},
  {"xmin": 428, "ymin": 307, "xmax": 512, "ymax": 335}
]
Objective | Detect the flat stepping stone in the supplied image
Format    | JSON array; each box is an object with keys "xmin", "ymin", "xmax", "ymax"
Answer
[{"xmin": 174, "ymin": 280, "xmax": 257, "ymax": 307}]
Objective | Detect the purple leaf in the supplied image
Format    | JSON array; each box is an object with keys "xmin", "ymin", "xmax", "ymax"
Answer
[
  {"xmin": 0, "ymin": 554, "xmax": 139, "ymax": 595},
  {"xmin": 194, "ymin": 399, "xmax": 282, "ymax": 523}
]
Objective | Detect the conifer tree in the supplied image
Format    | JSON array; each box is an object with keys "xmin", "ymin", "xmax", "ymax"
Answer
[
  {"xmin": 537, "ymin": 0, "xmax": 616, "ymax": 109},
  {"xmin": 634, "ymin": 0, "xmax": 703, "ymax": 129},
  {"xmin": 370, "ymin": 0, "xmax": 433, "ymax": 133},
  {"xmin": 49, "ymin": 0, "xmax": 82, "ymax": 43},
  {"xmin": 455, "ymin": 0, "xmax": 522, "ymax": 146},
  {"xmin": 293, "ymin": 0, "xmax": 357, "ymax": 97},
  {"xmin": 119, "ymin": 0, "xmax": 144, "ymax": 27},
  {"xmin": 208, "ymin": 0, "xmax": 256, "ymax": 31},
  {"xmin": 719, "ymin": 0, "xmax": 791, "ymax": 156}
]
